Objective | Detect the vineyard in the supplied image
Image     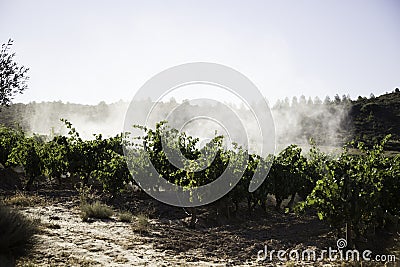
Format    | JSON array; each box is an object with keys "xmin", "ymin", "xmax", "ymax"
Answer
[{"xmin": 1, "ymin": 119, "xmax": 399, "ymax": 249}]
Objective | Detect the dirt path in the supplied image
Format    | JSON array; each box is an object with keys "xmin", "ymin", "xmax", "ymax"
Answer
[
  {"xmin": 14, "ymin": 196, "xmax": 398, "ymax": 267},
  {"xmin": 18, "ymin": 202, "xmax": 233, "ymax": 266},
  {"xmin": 15, "ymin": 202, "xmax": 329, "ymax": 266}
]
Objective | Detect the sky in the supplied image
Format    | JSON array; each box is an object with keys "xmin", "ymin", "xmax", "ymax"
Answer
[{"xmin": 1, "ymin": 0, "xmax": 399, "ymax": 105}]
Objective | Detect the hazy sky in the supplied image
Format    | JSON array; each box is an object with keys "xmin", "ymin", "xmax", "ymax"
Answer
[{"xmin": 1, "ymin": 0, "xmax": 399, "ymax": 105}]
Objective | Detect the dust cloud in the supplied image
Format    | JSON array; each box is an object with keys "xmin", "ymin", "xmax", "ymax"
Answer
[{"xmin": 25, "ymin": 96, "xmax": 352, "ymax": 153}]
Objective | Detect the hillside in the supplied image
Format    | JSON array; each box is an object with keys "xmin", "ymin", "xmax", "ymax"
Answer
[{"xmin": 350, "ymin": 89, "xmax": 400, "ymax": 150}]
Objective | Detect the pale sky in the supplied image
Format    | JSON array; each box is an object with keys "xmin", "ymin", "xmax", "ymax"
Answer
[{"xmin": 1, "ymin": 0, "xmax": 399, "ymax": 105}]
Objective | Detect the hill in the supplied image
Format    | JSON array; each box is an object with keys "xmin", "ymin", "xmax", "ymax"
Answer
[{"xmin": 350, "ymin": 89, "xmax": 400, "ymax": 150}]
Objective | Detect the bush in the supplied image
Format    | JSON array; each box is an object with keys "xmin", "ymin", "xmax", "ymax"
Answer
[
  {"xmin": 80, "ymin": 201, "xmax": 113, "ymax": 221},
  {"xmin": 0, "ymin": 205, "xmax": 38, "ymax": 263},
  {"xmin": 118, "ymin": 211, "xmax": 133, "ymax": 222},
  {"xmin": 132, "ymin": 213, "xmax": 150, "ymax": 233}
]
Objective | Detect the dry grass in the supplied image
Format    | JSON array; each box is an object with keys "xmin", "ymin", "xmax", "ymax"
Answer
[
  {"xmin": 80, "ymin": 201, "xmax": 113, "ymax": 221},
  {"xmin": 132, "ymin": 213, "xmax": 150, "ymax": 233},
  {"xmin": 118, "ymin": 211, "xmax": 133, "ymax": 222},
  {"xmin": 4, "ymin": 191, "xmax": 44, "ymax": 207},
  {"xmin": 0, "ymin": 205, "xmax": 39, "ymax": 263}
]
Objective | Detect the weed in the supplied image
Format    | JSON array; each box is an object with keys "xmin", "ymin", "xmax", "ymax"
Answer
[
  {"xmin": 132, "ymin": 213, "xmax": 150, "ymax": 233},
  {"xmin": 118, "ymin": 211, "xmax": 133, "ymax": 222},
  {"xmin": 80, "ymin": 201, "xmax": 113, "ymax": 221}
]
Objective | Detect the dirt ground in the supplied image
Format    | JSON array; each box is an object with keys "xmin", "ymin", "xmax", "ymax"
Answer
[{"xmin": 2, "ymin": 189, "xmax": 398, "ymax": 267}]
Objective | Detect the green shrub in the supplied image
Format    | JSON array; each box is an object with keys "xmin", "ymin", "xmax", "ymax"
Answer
[
  {"xmin": 80, "ymin": 201, "xmax": 113, "ymax": 221},
  {"xmin": 0, "ymin": 205, "xmax": 38, "ymax": 263}
]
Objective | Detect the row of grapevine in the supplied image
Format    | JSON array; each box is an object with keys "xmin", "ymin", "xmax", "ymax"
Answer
[
  {"xmin": 300, "ymin": 136, "xmax": 400, "ymax": 245},
  {"xmin": 0, "ymin": 120, "xmax": 130, "ymax": 193},
  {"xmin": 0, "ymin": 121, "xmax": 399, "ymax": 244},
  {"xmin": 128, "ymin": 122, "xmax": 400, "ymax": 242}
]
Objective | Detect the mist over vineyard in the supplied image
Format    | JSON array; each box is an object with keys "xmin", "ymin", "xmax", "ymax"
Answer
[{"xmin": 3, "ymin": 96, "xmax": 352, "ymax": 153}]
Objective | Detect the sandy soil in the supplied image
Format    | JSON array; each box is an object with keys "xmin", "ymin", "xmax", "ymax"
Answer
[
  {"xmin": 17, "ymin": 203, "xmax": 232, "ymax": 266},
  {"xmin": 7, "ymin": 190, "xmax": 399, "ymax": 267}
]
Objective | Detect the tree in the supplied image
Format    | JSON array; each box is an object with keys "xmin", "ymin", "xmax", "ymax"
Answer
[
  {"xmin": 283, "ymin": 97, "xmax": 290, "ymax": 108},
  {"xmin": 0, "ymin": 39, "xmax": 29, "ymax": 107},
  {"xmin": 314, "ymin": 96, "xmax": 322, "ymax": 105},
  {"xmin": 299, "ymin": 95, "xmax": 306, "ymax": 106},
  {"xmin": 291, "ymin": 96, "xmax": 298, "ymax": 107},
  {"xmin": 323, "ymin": 96, "xmax": 331, "ymax": 105},
  {"xmin": 307, "ymin": 97, "xmax": 313, "ymax": 106},
  {"xmin": 333, "ymin": 94, "xmax": 341, "ymax": 104},
  {"xmin": 341, "ymin": 94, "xmax": 350, "ymax": 103},
  {"xmin": 273, "ymin": 99, "xmax": 283, "ymax": 109}
]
